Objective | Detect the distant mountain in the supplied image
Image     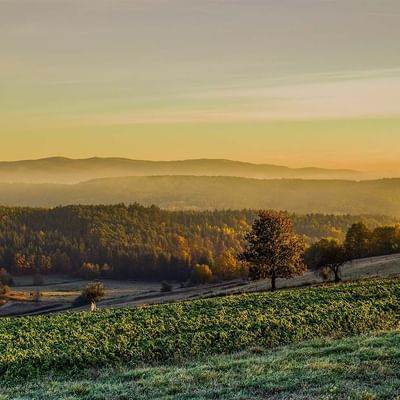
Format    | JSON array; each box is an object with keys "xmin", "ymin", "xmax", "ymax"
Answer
[
  {"xmin": 1, "ymin": 176, "xmax": 400, "ymax": 216},
  {"xmin": 0, "ymin": 157, "xmax": 362, "ymax": 183}
]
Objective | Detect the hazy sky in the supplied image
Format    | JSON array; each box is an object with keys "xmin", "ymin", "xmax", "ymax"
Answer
[{"xmin": 1, "ymin": 0, "xmax": 400, "ymax": 171}]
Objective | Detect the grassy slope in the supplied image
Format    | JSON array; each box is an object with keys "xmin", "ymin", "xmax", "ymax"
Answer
[
  {"xmin": 2, "ymin": 331, "xmax": 400, "ymax": 400},
  {"xmin": 1, "ymin": 279, "xmax": 400, "ymax": 381}
]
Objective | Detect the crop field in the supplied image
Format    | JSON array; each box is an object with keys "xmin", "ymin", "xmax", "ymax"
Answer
[
  {"xmin": 2, "ymin": 330, "xmax": 400, "ymax": 400},
  {"xmin": 1, "ymin": 278, "xmax": 400, "ymax": 382}
]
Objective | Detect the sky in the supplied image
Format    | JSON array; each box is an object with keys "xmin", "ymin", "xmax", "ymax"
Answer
[{"xmin": 0, "ymin": 0, "xmax": 400, "ymax": 172}]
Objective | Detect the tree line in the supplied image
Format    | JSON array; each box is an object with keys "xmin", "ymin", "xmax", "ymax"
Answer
[
  {"xmin": 304, "ymin": 222, "xmax": 400, "ymax": 282},
  {"xmin": 240, "ymin": 212, "xmax": 400, "ymax": 290},
  {"xmin": 0, "ymin": 204, "xmax": 398, "ymax": 282}
]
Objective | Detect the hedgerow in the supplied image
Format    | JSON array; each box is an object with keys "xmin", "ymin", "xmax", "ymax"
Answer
[{"xmin": 1, "ymin": 279, "xmax": 399, "ymax": 380}]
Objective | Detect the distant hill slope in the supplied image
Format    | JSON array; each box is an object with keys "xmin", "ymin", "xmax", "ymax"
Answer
[
  {"xmin": 1, "ymin": 176, "xmax": 400, "ymax": 215},
  {"xmin": 0, "ymin": 157, "xmax": 361, "ymax": 183}
]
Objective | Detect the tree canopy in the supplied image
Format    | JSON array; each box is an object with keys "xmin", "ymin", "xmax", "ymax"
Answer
[
  {"xmin": 305, "ymin": 239, "xmax": 347, "ymax": 282},
  {"xmin": 239, "ymin": 210, "xmax": 306, "ymax": 290},
  {"xmin": 0, "ymin": 205, "xmax": 398, "ymax": 282}
]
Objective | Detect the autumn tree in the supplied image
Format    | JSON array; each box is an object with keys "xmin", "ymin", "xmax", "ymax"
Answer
[
  {"xmin": 239, "ymin": 210, "xmax": 305, "ymax": 291},
  {"xmin": 305, "ymin": 238, "xmax": 347, "ymax": 283},
  {"xmin": 190, "ymin": 264, "xmax": 213, "ymax": 285},
  {"xmin": 80, "ymin": 262, "xmax": 100, "ymax": 280},
  {"xmin": 214, "ymin": 248, "xmax": 244, "ymax": 280},
  {"xmin": 13, "ymin": 253, "xmax": 33, "ymax": 274},
  {"xmin": 34, "ymin": 255, "xmax": 52, "ymax": 274},
  {"xmin": 0, "ymin": 205, "xmax": 399, "ymax": 282}
]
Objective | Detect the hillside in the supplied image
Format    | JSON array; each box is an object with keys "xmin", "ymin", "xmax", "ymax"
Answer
[
  {"xmin": 0, "ymin": 205, "xmax": 397, "ymax": 281},
  {"xmin": 2, "ymin": 253, "xmax": 400, "ymax": 318},
  {"xmin": 2, "ymin": 176, "xmax": 400, "ymax": 215},
  {"xmin": 1, "ymin": 279, "xmax": 400, "ymax": 383},
  {"xmin": 4, "ymin": 331, "xmax": 399, "ymax": 399},
  {"xmin": 0, "ymin": 157, "xmax": 361, "ymax": 183}
]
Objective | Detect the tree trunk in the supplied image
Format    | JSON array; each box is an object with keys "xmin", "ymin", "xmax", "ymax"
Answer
[
  {"xmin": 271, "ymin": 274, "xmax": 277, "ymax": 292},
  {"xmin": 91, "ymin": 302, "xmax": 97, "ymax": 312},
  {"xmin": 334, "ymin": 267, "xmax": 341, "ymax": 283}
]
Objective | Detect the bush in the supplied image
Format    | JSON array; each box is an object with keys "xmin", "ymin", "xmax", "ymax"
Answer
[
  {"xmin": 318, "ymin": 266, "xmax": 331, "ymax": 282},
  {"xmin": 0, "ymin": 268, "xmax": 13, "ymax": 286},
  {"xmin": 190, "ymin": 264, "xmax": 213, "ymax": 285},
  {"xmin": 0, "ymin": 284, "xmax": 10, "ymax": 297},
  {"xmin": 31, "ymin": 291, "xmax": 42, "ymax": 302},
  {"xmin": 160, "ymin": 281, "xmax": 173, "ymax": 293},
  {"xmin": 75, "ymin": 282, "xmax": 105, "ymax": 310}
]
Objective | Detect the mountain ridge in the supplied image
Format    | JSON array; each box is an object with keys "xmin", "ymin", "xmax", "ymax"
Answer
[{"xmin": 0, "ymin": 157, "xmax": 361, "ymax": 183}]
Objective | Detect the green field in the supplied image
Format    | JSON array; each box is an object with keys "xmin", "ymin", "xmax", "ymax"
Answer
[
  {"xmin": 1, "ymin": 279, "xmax": 400, "ymax": 383},
  {"xmin": 2, "ymin": 330, "xmax": 400, "ymax": 400}
]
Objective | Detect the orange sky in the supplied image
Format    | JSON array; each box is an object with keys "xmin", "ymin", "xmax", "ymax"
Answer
[{"xmin": 1, "ymin": 0, "xmax": 399, "ymax": 171}]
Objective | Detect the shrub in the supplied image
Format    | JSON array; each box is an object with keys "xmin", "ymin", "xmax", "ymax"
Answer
[
  {"xmin": 75, "ymin": 282, "xmax": 105, "ymax": 311},
  {"xmin": 190, "ymin": 264, "xmax": 213, "ymax": 284},
  {"xmin": 318, "ymin": 266, "xmax": 331, "ymax": 282},
  {"xmin": 160, "ymin": 281, "xmax": 173, "ymax": 293},
  {"xmin": 0, "ymin": 284, "xmax": 10, "ymax": 297},
  {"xmin": 0, "ymin": 268, "xmax": 13, "ymax": 286}
]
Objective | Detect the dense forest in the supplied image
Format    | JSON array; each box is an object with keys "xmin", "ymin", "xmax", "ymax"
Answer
[
  {"xmin": 2, "ymin": 177, "xmax": 400, "ymax": 216},
  {"xmin": 0, "ymin": 204, "xmax": 398, "ymax": 281}
]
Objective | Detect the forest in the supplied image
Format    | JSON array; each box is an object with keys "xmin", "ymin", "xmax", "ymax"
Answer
[{"xmin": 0, "ymin": 204, "xmax": 398, "ymax": 281}]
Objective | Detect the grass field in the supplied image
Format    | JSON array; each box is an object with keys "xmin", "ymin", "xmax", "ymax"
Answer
[{"xmin": 1, "ymin": 330, "xmax": 400, "ymax": 399}]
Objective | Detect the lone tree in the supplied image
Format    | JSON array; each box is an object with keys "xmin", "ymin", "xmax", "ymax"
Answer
[
  {"xmin": 239, "ymin": 210, "xmax": 305, "ymax": 291},
  {"xmin": 78, "ymin": 282, "xmax": 105, "ymax": 312},
  {"xmin": 305, "ymin": 238, "xmax": 347, "ymax": 283}
]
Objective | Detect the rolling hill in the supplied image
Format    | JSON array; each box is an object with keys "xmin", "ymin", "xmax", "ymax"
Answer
[
  {"xmin": 5, "ymin": 331, "xmax": 400, "ymax": 399},
  {"xmin": 1, "ymin": 278, "xmax": 400, "ymax": 398},
  {"xmin": 1, "ymin": 176, "xmax": 400, "ymax": 215},
  {"xmin": 0, "ymin": 157, "xmax": 361, "ymax": 183}
]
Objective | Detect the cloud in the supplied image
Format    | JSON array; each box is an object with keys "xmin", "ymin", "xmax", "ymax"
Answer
[{"xmin": 77, "ymin": 73, "xmax": 400, "ymax": 125}]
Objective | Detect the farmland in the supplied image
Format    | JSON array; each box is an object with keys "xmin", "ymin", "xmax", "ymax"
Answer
[
  {"xmin": 2, "ymin": 330, "xmax": 399, "ymax": 400},
  {"xmin": 1, "ymin": 253, "xmax": 400, "ymax": 317},
  {"xmin": 1, "ymin": 278, "xmax": 400, "ymax": 383}
]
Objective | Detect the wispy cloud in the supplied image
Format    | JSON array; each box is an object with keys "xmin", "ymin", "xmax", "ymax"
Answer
[{"xmin": 77, "ymin": 73, "xmax": 400, "ymax": 125}]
